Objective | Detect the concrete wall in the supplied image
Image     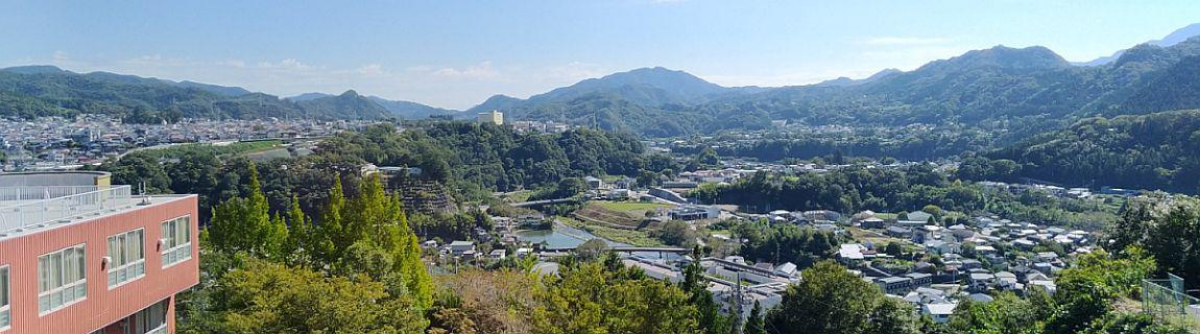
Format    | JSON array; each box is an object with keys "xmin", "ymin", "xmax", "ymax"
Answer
[{"xmin": 0, "ymin": 172, "xmax": 112, "ymax": 188}]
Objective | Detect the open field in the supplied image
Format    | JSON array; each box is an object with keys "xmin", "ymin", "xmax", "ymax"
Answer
[
  {"xmin": 558, "ymin": 216, "xmax": 662, "ymax": 247},
  {"xmin": 137, "ymin": 139, "xmax": 283, "ymax": 160},
  {"xmin": 592, "ymin": 200, "xmax": 672, "ymax": 212}
]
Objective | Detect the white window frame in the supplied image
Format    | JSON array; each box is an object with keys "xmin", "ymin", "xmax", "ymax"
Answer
[
  {"xmin": 136, "ymin": 300, "xmax": 168, "ymax": 334},
  {"xmin": 1, "ymin": 264, "xmax": 10, "ymax": 331},
  {"xmin": 37, "ymin": 244, "xmax": 87, "ymax": 316},
  {"xmin": 107, "ymin": 228, "xmax": 146, "ymax": 289},
  {"xmin": 161, "ymin": 215, "xmax": 192, "ymax": 268}
]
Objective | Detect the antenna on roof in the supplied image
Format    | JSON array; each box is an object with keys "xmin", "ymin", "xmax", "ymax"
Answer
[{"xmin": 139, "ymin": 181, "xmax": 151, "ymax": 205}]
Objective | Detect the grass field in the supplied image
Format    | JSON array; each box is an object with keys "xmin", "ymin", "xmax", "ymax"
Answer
[
  {"xmin": 139, "ymin": 140, "xmax": 282, "ymax": 160},
  {"xmin": 244, "ymin": 147, "xmax": 293, "ymax": 161},
  {"xmin": 592, "ymin": 200, "xmax": 671, "ymax": 212},
  {"xmin": 558, "ymin": 216, "xmax": 663, "ymax": 247}
]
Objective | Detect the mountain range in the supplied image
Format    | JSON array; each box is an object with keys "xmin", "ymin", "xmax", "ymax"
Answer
[
  {"xmin": 1077, "ymin": 23, "xmax": 1200, "ymax": 66},
  {"xmin": 0, "ymin": 66, "xmax": 451, "ymax": 121},
  {"xmin": 4, "ymin": 23, "xmax": 1200, "ymax": 137}
]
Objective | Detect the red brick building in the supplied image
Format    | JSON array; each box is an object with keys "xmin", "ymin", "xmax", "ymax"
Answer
[{"xmin": 0, "ymin": 172, "xmax": 198, "ymax": 334}]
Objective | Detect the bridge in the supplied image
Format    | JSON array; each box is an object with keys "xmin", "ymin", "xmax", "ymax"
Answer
[{"xmin": 511, "ymin": 197, "xmax": 578, "ymax": 207}]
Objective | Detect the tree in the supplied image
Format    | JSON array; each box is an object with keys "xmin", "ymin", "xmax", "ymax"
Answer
[
  {"xmin": 284, "ymin": 195, "xmax": 310, "ymax": 264},
  {"xmin": 745, "ymin": 301, "xmax": 766, "ymax": 334},
  {"xmin": 655, "ymin": 220, "xmax": 693, "ymax": 246},
  {"xmin": 637, "ymin": 169, "xmax": 660, "ymax": 188},
  {"xmin": 190, "ymin": 258, "xmax": 427, "ymax": 334},
  {"xmin": 681, "ymin": 247, "xmax": 732, "ymax": 334},
  {"xmin": 106, "ymin": 153, "xmax": 171, "ymax": 193},
  {"xmin": 1109, "ymin": 200, "xmax": 1200, "ymax": 290},
  {"xmin": 948, "ymin": 292, "xmax": 1042, "ymax": 334},
  {"xmin": 314, "ymin": 176, "xmax": 347, "ymax": 265},
  {"xmin": 575, "ymin": 238, "xmax": 609, "ymax": 261},
  {"xmin": 1045, "ymin": 248, "xmax": 1157, "ymax": 334},
  {"xmin": 884, "ymin": 242, "xmax": 903, "ymax": 257},
  {"xmin": 532, "ymin": 261, "xmax": 700, "ymax": 334},
  {"xmin": 427, "ymin": 308, "xmax": 477, "ymax": 334},
  {"xmin": 697, "ymin": 147, "xmax": 720, "ymax": 166},
  {"xmin": 766, "ymin": 261, "xmax": 910, "ymax": 334},
  {"xmin": 865, "ymin": 297, "xmax": 920, "ymax": 334},
  {"xmin": 206, "ymin": 164, "xmax": 287, "ymax": 259}
]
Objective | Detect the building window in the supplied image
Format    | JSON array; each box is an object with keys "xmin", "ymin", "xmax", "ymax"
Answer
[
  {"xmin": 103, "ymin": 299, "xmax": 166, "ymax": 334},
  {"xmin": 135, "ymin": 300, "xmax": 168, "ymax": 334},
  {"xmin": 161, "ymin": 216, "xmax": 192, "ymax": 268},
  {"xmin": 107, "ymin": 229, "xmax": 146, "ymax": 289},
  {"xmin": 1, "ymin": 265, "xmax": 10, "ymax": 330},
  {"xmin": 38, "ymin": 244, "xmax": 87, "ymax": 314}
]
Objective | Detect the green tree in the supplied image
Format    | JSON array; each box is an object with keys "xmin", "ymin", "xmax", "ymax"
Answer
[
  {"xmin": 193, "ymin": 258, "xmax": 427, "ymax": 334},
  {"xmin": 745, "ymin": 301, "xmax": 767, "ymax": 334},
  {"xmin": 766, "ymin": 261, "xmax": 914, "ymax": 334},
  {"xmin": 284, "ymin": 195, "xmax": 310, "ymax": 264},
  {"xmin": 532, "ymin": 261, "xmax": 700, "ymax": 334},
  {"xmin": 206, "ymin": 164, "xmax": 287, "ymax": 259},
  {"xmin": 1046, "ymin": 248, "xmax": 1157, "ymax": 333}
]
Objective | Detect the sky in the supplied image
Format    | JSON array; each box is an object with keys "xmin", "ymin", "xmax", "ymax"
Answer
[{"xmin": 2, "ymin": 1, "xmax": 1198, "ymax": 110}]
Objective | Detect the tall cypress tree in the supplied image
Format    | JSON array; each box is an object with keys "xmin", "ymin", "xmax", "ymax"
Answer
[
  {"xmin": 745, "ymin": 301, "xmax": 766, "ymax": 334},
  {"xmin": 285, "ymin": 195, "xmax": 309, "ymax": 264},
  {"xmin": 316, "ymin": 176, "xmax": 346, "ymax": 265}
]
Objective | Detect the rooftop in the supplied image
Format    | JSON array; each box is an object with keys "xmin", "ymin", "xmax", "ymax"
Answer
[{"xmin": 0, "ymin": 184, "xmax": 192, "ymax": 240}]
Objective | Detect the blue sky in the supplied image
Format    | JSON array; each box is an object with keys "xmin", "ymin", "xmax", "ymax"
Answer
[{"xmin": 2, "ymin": 0, "xmax": 1198, "ymax": 109}]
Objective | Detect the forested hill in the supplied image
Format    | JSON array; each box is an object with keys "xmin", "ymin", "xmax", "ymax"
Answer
[
  {"xmin": 0, "ymin": 66, "xmax": 436, "ymax": 121},
  {"xmin": 6, "ymin": 31, "xmax": 1200, "ymax": 136},
  {"xmin": 471, "ymin": 36, "xmax": 1200, "ymax": 138},
  {"xmin": 464, "ymin": 67, "xmax": 767, "ymax": 136},
  {"xmin": 694, "ymin": 37, "xmax": 1200, "ymax": 137},
  {"xmin": 987, "ymin": 109, "xmax": 1200, "ymax": 194}
]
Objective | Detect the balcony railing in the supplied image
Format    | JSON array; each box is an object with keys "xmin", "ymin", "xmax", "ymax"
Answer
[
  {"xmin": 0, "ymin": 186, "xmax": 101, "ymax": 202},
  {"xmin": 0, "ymin": 186, "xmax": 134, "ymax": 236}
]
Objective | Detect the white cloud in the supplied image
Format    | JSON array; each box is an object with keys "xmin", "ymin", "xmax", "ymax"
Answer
[
  {"xmin": 431, "ymin": 61, "xmax": 501, "ymax": 79},
  {"xmin": 216, "ymin": 59, "xmax": 246, "ymax": 68},
  {"xmin": 860, "ymin": 37, "xmax": 952, "ymax": 46},
  {"xmin": 52, "ymin": 51, "xmax": 70, "ymax": 62},
  {"xmin": 356, "ymin": 64, "xmax": 385, "ymax": 75},
  {"xmin": 256, "ymin": 58, "xmax": 317, "ymax": 71}
]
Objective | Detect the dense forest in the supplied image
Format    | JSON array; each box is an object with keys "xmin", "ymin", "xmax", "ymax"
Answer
[
  {"xmin": 321, "ymin": 122, "xmax": 673, "ymax": 194},
  {"xmin": 672, "ymin": 124, "xmax": 996, "ymax": 162},
  {"xmin": 692, "ymin": 165, "xmax": 1119, "ymax": 229},
  {"xmin": 94, "ymin": 122, "xmax": 674, "ymax": 219},
  {"xmin": 0, "ymin": 66, "xmax": 443, "ymax": 121},
  {"xmin": 989, "ymin": 109, "xmax": 1200, "ymax": 194}
]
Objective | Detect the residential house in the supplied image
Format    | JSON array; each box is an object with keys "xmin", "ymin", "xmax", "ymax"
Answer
[{"xmin": 876, "ymin": 276, "xmax": 915, "ymax": 295}]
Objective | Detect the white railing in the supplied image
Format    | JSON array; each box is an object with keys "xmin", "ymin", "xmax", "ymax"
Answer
[
  {"xmin": 0, "ymin": 186, "xmax": 134, "ymax": 236},
  {"xmin": 0, "ymin": 186, "xmax": 101, "ymax": 202}
]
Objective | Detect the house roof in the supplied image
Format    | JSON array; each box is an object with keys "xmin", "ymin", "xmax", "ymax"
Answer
[{"xmin": 923, "ymin": 303, "xmax": 957, "ymax": 315}]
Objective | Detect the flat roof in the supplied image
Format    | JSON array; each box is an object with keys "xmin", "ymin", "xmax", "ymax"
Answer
[{"xmin": 0, "ymin": 192, "xmax": 193, "ymax": 241}]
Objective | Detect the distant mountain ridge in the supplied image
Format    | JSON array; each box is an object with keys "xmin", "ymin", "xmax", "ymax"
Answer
[
  {"xmin": 462, "ymin": 66, "xmax": 768, "ymax": 135},
  {"xmin": 4, "ymin": 66, "xmax": 253, "ymax": 96},
  {"xmin": 286, "ymin": 92, "xmax": 334, "ymax": 102},
  {"xmin": 1078, "ymin": 23, "xmax": 1200, "ymax": 66},
  {"xmin": 367, "ymin": 96, "xmax": 455, "ymax": 119},
  {"xmin": 815, "ymin": 68, "xmax": 902, "ymax": 87},
  {"xmin": 3, "ymin": 22, "xmax": 1200, "ymax": 136}
]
